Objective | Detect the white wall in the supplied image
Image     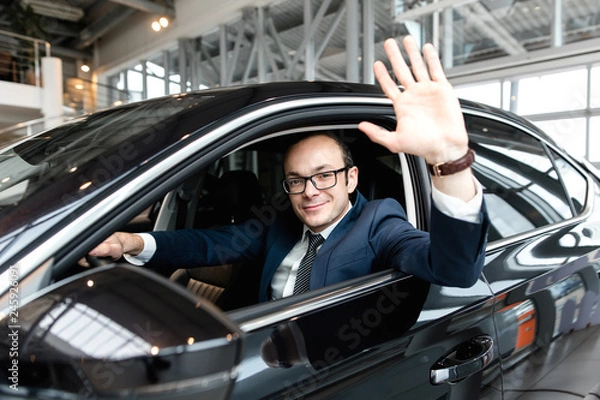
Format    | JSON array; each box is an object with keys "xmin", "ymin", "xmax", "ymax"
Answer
[
  {"xmin": 0, "ymin": 81, "xmax": 41, "ymax": 110},
  {"xmin": 96, "ymin": 0, "xmax": 278, "ymax": 77}
]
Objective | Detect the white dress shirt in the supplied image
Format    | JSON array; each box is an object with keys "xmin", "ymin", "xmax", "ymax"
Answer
[{"xmin": 269, "ymin": 203, "xmax": 353, "ymax": 300}]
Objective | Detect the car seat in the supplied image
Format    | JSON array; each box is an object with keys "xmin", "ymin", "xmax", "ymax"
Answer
[
  {"xmin": 170, "ymin": 170, "xmax": 264, "ymax": 309},
  {"xmin": 355, "ymin": 158, "xmax": 406, "ymax": 206}
]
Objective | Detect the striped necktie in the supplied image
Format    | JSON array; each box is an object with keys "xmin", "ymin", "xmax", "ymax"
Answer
[{"xmin": 293, "ymin": 232, "xmax": 325, "ymax": 295}]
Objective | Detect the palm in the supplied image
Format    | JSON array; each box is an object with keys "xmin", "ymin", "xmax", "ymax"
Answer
[{"xmin": 359, "ymin": 36, "xmax": 468, "ymax": 165}]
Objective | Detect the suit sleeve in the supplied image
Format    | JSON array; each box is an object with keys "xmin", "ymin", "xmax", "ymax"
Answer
[
  {"xmin": 369, "ymin": 198, "xmax": 489, "ymax": 288},
  {"xmin": 144, "ymin": 218, "xmax": 267, "ymax": 275}
]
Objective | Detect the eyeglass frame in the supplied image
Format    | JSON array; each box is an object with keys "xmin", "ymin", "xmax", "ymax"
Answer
[{"xmin": 282, "ymin": 167, "xmax": 350, "ymax": 194}]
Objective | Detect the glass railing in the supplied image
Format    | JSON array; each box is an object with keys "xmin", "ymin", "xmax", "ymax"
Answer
[{"xmin": 0, "ymin": 29, "xmax": 49, "ymax": 87}]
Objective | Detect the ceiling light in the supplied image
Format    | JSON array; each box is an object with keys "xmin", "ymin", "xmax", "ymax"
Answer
[
  {"xmin": 80, "ymin": 64, "xmax": 90, "ymax": 73},
  {"xmin": 151, "ymin": 21, "xmax": 162, "ymax": 32},
  {"xmin": 159, "ymin": 17, "xmax": 169, "ymax": 28}
]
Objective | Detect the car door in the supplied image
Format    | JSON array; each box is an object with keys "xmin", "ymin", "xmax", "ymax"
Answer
[
  {"xmin": 465, "ymin": 110, "xmax": 600, "ymax": 398},
  {"xmin": 194, "ymin": 113, "xmax": 501, "ymax": 398},
  {"xmin": 226, "ymin": 270, "xmax": 498, "ymax": 400}
]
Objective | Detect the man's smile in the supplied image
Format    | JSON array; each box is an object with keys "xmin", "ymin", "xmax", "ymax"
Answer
[{"xmin": 302, "ymin": 200, "xmax": 328, "ymax": 211}]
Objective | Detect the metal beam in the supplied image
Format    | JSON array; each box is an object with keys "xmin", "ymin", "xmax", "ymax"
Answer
[
  {"xmin": 261, "ymin": 9, "xmax": 281, "ymax": 81},
  {"xmin": 227, "ymin": 20, "xmax": 247, "ymax": 85},
  {"xmin": 315, "ymin": 3, "xmax": 346, "ymax": 61},
  {"xmin": 199, "ymin": 40, "xmax": 220, "ymax": 81},
  {"xmin": 457, "ymin": 3, "xmax": 526, "ymax": 56},
  {"xmin": 141, "ymin": 60, "xmax": 147, "ymax": 99},
  {"xmin": 447, "ymin": 37, "xmax": 600, "ymax": 85},
  {"xmin": 190, "ymin": 38, "xmax": 200, "ymax": 90},
  {"xmin": 108, "ymin": 0, "xmax": 175, "ymax": 18},
  {"xmin": 346, "ymin": 0, "xmax": 359, "ymax": 82},
  {"xmin": 551, "ymin": 0, "xmax": 564, "ymax": 47},
  {"xmin": 266, "ymin": 16, "xmax": 291, "ymax": 69},
  {"xmin": 286, "ymin": 0, "xmax": 333, "ymax": 78},
  {"xmin": 243, "ymin": 38, "xmax": 258, "ymax": 83},
  {"xmin": 395, "ymin": 0, "xmax": 476, "ymax": 22},
  {"xmin": 50, "ymin": 45, "xmax": 92, "ymax": 60},
  {"xmin": 362, "ymin": 0, "xmax": 374, "ymax": 84},
  {"xmin": 255, "ymin": 7, "xmax": 267, "ymax": 82},
  {"xmin": 219, "ymin": 24, "xmax": 228, "ymax": 86},
  {"xmin": 162, "ymin": 49, "xmax": 170, "ymax": 94},
  {"xmin": 442, "ymin": 7, "xmax": 454, "ymax": 68},
  {"xmin": 304, "ymin": 0, "xmax": 315, "ymax": 81},
  {"xmin": 75, "ymin": 6, "xmax": 136, "ymax": 50},
  {"xmin": 178, "ymin": 38, "xmax": 188, "ymax": 93}
]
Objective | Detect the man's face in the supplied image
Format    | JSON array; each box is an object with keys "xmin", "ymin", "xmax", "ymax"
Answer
[{"xmin": 284, "ymin": 135, "xmax": 358, "ymax": 233}]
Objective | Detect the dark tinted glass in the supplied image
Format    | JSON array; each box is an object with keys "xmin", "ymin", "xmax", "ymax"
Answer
[
  {"xmin": 549, "ymin": 148, "xmax": 588, "ymax": 214},
  {"xmin": 0, "ymin": 96, "xmax": 209, "ymax": 241},
  {"xmin": 467, "ymin": 116, "xmax": 574, "ymax": 241}
]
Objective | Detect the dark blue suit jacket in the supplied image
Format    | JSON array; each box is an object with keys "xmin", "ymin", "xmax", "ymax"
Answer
[{"xmin": 147, "ymin": 192, "xmax": 489, "ymax": 302}]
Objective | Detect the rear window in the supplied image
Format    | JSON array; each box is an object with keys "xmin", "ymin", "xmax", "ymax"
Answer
[{"xmin": 467, "ymin": 115, "xmax": 587, "ymax": 241}]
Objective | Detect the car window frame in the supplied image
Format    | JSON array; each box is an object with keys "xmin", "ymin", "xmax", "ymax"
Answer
[{"xmin": 462, "ymin": 108, "xmax": 595, "ymax": 252}]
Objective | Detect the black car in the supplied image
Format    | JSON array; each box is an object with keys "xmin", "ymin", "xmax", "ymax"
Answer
[{"xmin": 0, "ymin": 82, "xmax": 599, "ymax": 399}]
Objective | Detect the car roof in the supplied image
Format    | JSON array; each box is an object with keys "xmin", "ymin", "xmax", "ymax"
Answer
[{"xmin": 0, "ymin": 80, "xmax": 548, "ymax": 267}]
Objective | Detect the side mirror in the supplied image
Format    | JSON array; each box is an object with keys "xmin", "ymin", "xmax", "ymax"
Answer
[{"xmin": 0, "ymin": 264, "xmax": 243, "ymax": 399}]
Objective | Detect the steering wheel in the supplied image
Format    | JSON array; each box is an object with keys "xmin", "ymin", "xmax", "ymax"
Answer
[{"xmin": 85, "ymin": 255, "xmax": 115, "ymax": 268}]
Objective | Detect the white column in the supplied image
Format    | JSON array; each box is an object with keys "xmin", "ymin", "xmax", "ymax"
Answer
[
  {"xmin": 346, "ymin": 0, "xmax": 359, "ymax": 82},
  {"xmin": 362, "ymin": 0, "xmax": 375, "ymax": 84},
  {"xmin": 41, "ymin": 57, "xmax": 63, "ymax": 130},
  {"xmin": 551, "ymin": 0, "xmax": 563, "ymax": 47},
  {"xmin": 304, "ymin": 0, "xmax": 315, "ymax": 81},
  {"xmin": 442, "ymin": 7, "xmax": 453, "ymax": 69}
]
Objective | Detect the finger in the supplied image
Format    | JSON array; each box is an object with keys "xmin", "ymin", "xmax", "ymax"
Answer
[
  {"xmin": 422, "ymin": 43, "xmax": 447, "ymax": 83},
  {"xmin": 89, "ymin": 243, "xmax": 119, "ymax": 260},
  {"xmin": 402, "ymin": 36, "xmax": 430, "ymax": 83},
  {"xmin": 78, "ymin": 258, "xmax": 90, "ymax": 268},
  {"xmin": 358, "ymin": 122, "xmax": 403, "ymax": 153},
  {"xmin": 373, "ymin": 61, "xmax": 401, "ymax": 101},
  {"xmin": 88, "ymin": 244, "xmax": 104, "ymax": 257},
  {"xmin": 384, "ymin": 38, "xmax": 414, "ymax": 87}
]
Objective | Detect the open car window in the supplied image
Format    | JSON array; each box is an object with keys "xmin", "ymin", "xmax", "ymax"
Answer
[{"xmin": 138, "ymin": 126, "xmax": 412, "ymax": 311}]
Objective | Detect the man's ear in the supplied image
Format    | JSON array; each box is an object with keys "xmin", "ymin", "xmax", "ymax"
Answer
[{"xmin": 346, "ymin": 166, "xmax": 359, "ymax": 193}]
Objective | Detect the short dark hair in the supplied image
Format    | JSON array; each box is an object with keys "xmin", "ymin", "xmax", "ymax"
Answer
[{"xmin": 284, "ymin": 132, "xmax": 354, "ymax": 168}]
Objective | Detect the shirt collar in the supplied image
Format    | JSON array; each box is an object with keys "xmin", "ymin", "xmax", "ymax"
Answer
[{"xmin": 302, "ymin": 200, "xmax": 353, "ymax": 241}]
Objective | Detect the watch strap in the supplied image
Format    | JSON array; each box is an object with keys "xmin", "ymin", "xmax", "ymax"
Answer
[{"xmin": 428, "ymin": 148, "xmax": 475, "ymax": 177}]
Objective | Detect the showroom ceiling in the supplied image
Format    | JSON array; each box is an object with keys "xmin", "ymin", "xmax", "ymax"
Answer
[
  {"xmin": 0, "ymin": 0, "xmax": 176, "ymax": 60},
  {"xmin": 0, "ymin": 0, "xmax": 598, "ymax": 74}
]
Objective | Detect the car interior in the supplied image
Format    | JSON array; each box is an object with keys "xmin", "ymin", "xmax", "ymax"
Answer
[{"xmin": 116, "ymin": 126, "xmax": 413, "ymax": 311}]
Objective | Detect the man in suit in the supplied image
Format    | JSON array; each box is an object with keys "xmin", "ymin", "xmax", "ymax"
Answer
[{"xmin": 87, "ymin": 36, "xmax": 489, "ymax": 301}]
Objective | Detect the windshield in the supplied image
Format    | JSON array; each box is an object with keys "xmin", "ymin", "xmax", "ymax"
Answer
[{"xmin": 0, "ymin": 94, "xmax": 212, "ymax": 264}]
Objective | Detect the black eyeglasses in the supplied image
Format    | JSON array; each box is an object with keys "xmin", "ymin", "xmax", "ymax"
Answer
[{"xmin": 282, "ymin": 167, "xmax": 349, "ymax": 194}]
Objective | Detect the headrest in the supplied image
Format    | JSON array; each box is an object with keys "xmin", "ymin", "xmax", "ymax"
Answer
[{"xmin": 213, "ymin": 170, "xmax": 264, "ymax": 224}]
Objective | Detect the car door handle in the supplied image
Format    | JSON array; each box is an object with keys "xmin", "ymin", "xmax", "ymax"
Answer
[{"xmin": 430, "ymin": 335, "xmax": 494, "ymax": 385}]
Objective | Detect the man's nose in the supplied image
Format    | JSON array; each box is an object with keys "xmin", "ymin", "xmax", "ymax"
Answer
[{"xmin": 303, "ymin": 179, "xmax": 320, "ymax": 197}]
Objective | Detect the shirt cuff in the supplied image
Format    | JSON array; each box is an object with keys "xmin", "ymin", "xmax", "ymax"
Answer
[
  {"xmin": 431, "ymin": 177, "xmax": 483, "ymax": 224},
  {"xmin": 123, "ymin": 233, "xmax": 156, "ymax": 266}
]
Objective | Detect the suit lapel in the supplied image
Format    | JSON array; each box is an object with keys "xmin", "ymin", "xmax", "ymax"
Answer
[
  {"xmin": 310, "ymin": 192, "xmax": 367, "ymax": 289},
  {"xmin": 259, "ymin": 211, "xmax": 302, "ymax": 301}
]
